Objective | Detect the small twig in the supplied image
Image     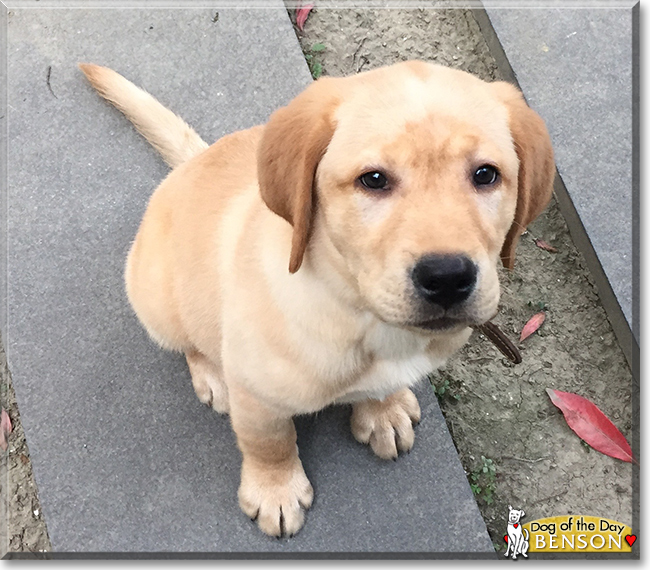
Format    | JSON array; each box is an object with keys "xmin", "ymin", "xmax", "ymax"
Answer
[
  {"xmin": 501, "ymin": 455, "xmax": 550, "ymax": 464},
  {"xmin": 46, "ymin": 66, "xmax": 57, "ymax": 99},
  {"xmin": 447, "ymin": 418, "xmax": 456, "ymax": 439},
  {"xmin": 530, "ymin": 488, "xmax": 568, "ymax": 505},
  {"xmin": 460, "ymin": 421, "xmax": 480, "ymax": 435},
  {"xmin": 356, "ymin": 56, "xmax": 369, "ymax": 73},
  {"xmin": 352, "ymin": 37, "xmax": 366, "ymax": 67},
  {"xmin": 460, "ymin": 386, "xmax": 485, "ymax": 401}
]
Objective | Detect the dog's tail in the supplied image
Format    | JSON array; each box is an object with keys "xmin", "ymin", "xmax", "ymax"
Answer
[{"xmin": 79, "ymin": 64, "xmax": 209, "ymax": 169}]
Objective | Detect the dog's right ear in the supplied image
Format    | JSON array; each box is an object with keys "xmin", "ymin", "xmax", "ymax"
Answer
[{"xmin": 257, "ymin": 78, "xmax": 341, "ymax": 273}]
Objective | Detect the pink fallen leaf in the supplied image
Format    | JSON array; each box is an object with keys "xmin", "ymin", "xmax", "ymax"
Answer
[
  {"xmin": 1, "ymin": 408, "xmax": 12, "ymax": 452},
  {"xmin": 296, "ymin": 3, "xmax": 314, "ymax": 31},
  {"xmin": 534, "ymin": 238, "xmax": 558, "ymax": 253},
  {"xmin": 520, "ymin": 311, "xmax": 546, "ymax": 342},
  {"xmin": 546, "ymin": 389, "xmax": 635, "ymax": 463}
]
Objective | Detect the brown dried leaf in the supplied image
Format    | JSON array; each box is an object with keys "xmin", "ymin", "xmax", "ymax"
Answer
[
  {"xmin": 520, "ymin": 312, "xmax": 546, "ymax": 342},
  {"xmin": 534, "ymin": 238, "xmax": 558, "ymax": 253}
]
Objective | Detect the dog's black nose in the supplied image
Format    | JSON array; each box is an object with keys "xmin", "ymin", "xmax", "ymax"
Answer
[{"xmin": 412, "ymin": 254, "xmax": 477, "ymax": 309}]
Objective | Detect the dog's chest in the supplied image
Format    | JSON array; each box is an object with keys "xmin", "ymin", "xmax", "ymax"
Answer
[
  {"xmin": 334, "ymin": 322, "xmax": 440, "ymax": 403},
  {"xmin": 508, "ymin": 523, "xmax": 523, "ymax": 537}
]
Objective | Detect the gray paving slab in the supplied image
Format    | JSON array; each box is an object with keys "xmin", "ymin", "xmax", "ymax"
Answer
[
  {"xmin": 480, "ymin": 1, "xmax": 637, "ymax": 360},
  {"xmin": 2, "ymin": 3, "xmax": 493, "ymax": 555}
]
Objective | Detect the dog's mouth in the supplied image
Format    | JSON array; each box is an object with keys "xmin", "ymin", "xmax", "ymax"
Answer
[
  {"xmin": 409, "ymin": 307, "xmax": 499, "ymax": 333},
  {"xmin": 409, "ymin": 316, "xmax": 471, "ymax": 332},
  {"xmin": 407, "ymin": 296, "xmax": 503, "ymax": 332}
]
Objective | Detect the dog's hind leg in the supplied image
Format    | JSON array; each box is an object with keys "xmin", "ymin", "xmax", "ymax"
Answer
[
  {"xmin": 522, "ymin": 530, "xmax": 529, "ymax": 558},
  {"xmin": 186, "ymin": 350, "xmax": 229, "ymax": 414}
]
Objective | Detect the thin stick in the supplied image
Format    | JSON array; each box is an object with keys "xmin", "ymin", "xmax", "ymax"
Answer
[
  {"xmin": 46, "ymin": 66, "xmax": 58, "ymax": 99},
  {"xmin": 530, "ymin": 489, "xmax": 568, "ymax": 506},
  {"xmin": 502, "ymin": 455, "xmax": 550, "ymax": 464}
]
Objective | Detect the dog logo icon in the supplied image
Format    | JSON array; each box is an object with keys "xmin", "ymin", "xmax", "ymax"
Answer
[{"xmin": 505, "ymin": 505, "xmax": 529, "ymax": 559}]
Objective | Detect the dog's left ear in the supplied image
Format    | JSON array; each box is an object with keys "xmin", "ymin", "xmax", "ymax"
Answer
[
  {"xmin": 491, "ymin": 82, "xmax": 556, "ymax": 270},
  {"xmin": 257, "ymin": 78, "xmax": 341, "ymax": 273}
]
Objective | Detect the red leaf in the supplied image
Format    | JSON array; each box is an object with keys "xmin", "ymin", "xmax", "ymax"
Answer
[
  {"xmin": 546, "ymin": 388, "xmax": 635, "ymax": 463},
  {"xmin": 534, "ymin": 238, "xmax": 558, "ymax": 253},
  {"xmin": 520, "ymin": 311, "xmax": 545, "ymax": 342},
  {"xmin": 1, "ymin": 408, "xmax": 12, "ymax": 452},
  {"xmin": 296, "ymin": 3, "xmax": 314, "ymax": 31}
]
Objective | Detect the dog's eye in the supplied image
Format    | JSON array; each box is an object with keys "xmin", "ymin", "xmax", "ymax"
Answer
[
  {"xmin": 359, "ymin": 171, "xmax": 389, "ymax": 191},
  {"xmin": 473, "ymin": 165, "xmax": 499, "ymax": 187}
]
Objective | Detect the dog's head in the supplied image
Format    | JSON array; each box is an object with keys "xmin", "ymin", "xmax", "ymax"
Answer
[
  {"xmin": 508, "ymin": 505, "xmax": 525, "ymax": 524},
  {"xmin": 258, "ymin": 61, "xmax": 554, "ymax": 331}
]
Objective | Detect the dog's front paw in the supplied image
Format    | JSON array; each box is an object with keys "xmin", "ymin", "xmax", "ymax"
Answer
[
  {"xmin": 351, "ymin": 388, "xmax": 421, "ymax": 460},
  {"xmin": 238, "ymin": 458, "xmax": 313, "ymax": 538}
]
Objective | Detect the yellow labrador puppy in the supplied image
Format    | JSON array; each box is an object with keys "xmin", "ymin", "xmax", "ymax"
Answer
[{"xmin": 80, "ymin": 60, "xmax": 554, "ymax": 537}]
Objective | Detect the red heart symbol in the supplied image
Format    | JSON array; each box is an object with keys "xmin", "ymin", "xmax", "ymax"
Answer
[
  {"xmin": 504, "ymin": 535, "xmax": 508, "ymax": 543},
  {"xmin": 514, "ymin": 523, "xmax": 519, "ymax": 528},
  {"xmin": 625, "ymin": 535, "xmax": 636, "ymax": 547}
]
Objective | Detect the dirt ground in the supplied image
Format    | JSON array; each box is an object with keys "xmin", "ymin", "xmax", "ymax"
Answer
[
  {"xmin": 1, "ymin": 341, "xmax": 51, "ymax": 554},
  {"xmin": 0, "ymin": 3, "xmax": 635, "ymax": 556}
]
